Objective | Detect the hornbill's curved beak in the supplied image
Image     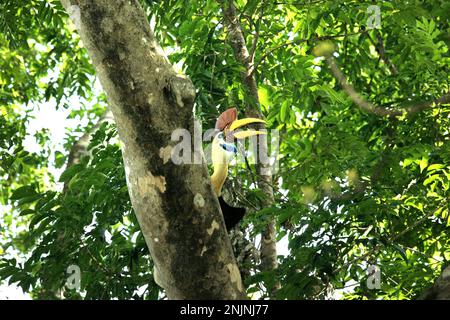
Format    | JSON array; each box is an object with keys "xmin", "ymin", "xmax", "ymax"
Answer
[{"xmin": 215, "ymin": 107, "xmax": 266, "ymax": 141}]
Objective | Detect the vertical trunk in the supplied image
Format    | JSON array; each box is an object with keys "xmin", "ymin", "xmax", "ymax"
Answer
[
  {"xmin": 420, "ymin": 265, "xmax": 450, "ymax": 300},
  {"xmin": 60, "ymin": 0, "xmax": 245, "ymax": 299},
  {"xmin": 219, "ymin": 0, "xmax": 280, "ymax": 293}
]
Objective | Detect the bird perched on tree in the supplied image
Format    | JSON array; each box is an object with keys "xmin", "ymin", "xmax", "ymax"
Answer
[{"xmin": 210, "ymin": 107, "xmax": 266, "ymax": 231}]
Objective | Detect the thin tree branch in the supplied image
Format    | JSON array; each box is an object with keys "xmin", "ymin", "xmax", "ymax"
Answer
[
  {"xmin": 333, "ymin": 202, "xmax": 446, "ymax": 275},
  {"xmin": 64, "ymin": 108, "xmax": 114, "ymax": 192},
  {"xmin": 248, "ymin": 2, "xmax": 265, "ymax": 62},
  {"xmin": 368, "ymin": 30, "xmax": 398, "ymax": 76},
  {"xmin": 325, "ymin": 56, "xmax": 450, "ymax": 117},
  {"xmin": 251, "ymin": 31, "xmax": 367, "ymax": 76}
]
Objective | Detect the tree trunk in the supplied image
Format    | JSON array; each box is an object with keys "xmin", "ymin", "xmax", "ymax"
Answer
[
  {"xmin": 219, "ymin": 0, "xmax": 280, "ymax": 294},
  {"xmin": 60, "ymin": 0, "xmax": 245, "ymax": 300},
  {"xmin": 420, "ymin": 265, "xmax": 450, "ymax": 300}
]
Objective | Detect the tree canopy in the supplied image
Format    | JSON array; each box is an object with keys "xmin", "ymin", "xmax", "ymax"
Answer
[{"xmin": 1, "ymin": 0, "xmax": 450, "ymax": 300}]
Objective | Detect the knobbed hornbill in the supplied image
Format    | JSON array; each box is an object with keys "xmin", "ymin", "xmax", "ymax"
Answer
[{"xmin": 210, "ymin": 108, "xmax": 266, "ymax": 231}]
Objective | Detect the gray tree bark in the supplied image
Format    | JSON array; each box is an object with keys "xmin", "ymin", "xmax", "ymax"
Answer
[{"xmin": 60, "ymin": 0, "xmax": 245, "ymax": 299}]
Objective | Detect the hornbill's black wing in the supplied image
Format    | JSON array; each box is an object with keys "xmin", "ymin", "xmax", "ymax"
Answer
[{"xmin": 219, "ymin": 196, "xmax": 246, "ymax": 231}]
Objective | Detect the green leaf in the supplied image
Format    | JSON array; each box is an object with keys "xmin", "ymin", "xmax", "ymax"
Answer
[
  {"xmin": 10, "ymin": 186, "xmax": 37, "ymax": 200},
  {"xmin": 54, "ymin": 151, "xmax": 66, "ymax": 169},
  {"xmin": 280, "ymin": 101, "xmax": 289, "ymax": 122},
  {"xmin": 393, "ymin": 244, "xmax": 408, "ymax": 263},
  {"xmin": 19, "ymin": 209, "xmax": 35, "ymax": 216},
  {"xmin": 419, "ymin": 157, "xmax": 428, "ymax": 173},
  {"xmin": 427, "ymin": 164, "xmax": 445, "ymax": 172},
  {"xmin": 59, "ymin": 163, "xmax": 85, "ymax": 182},
  {"xmin": 423, "ymin": 174, "xmax": 441, "ymax": 186}
]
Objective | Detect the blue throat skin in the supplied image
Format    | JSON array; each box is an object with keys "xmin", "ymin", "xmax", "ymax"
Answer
[{"xmin": 220, "ymin": 141, "xmax": 238, "ymax": 154}]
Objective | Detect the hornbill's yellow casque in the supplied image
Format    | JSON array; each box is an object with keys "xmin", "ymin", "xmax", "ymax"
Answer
[{"xmin": 210, "ymin": 108, "xmax": 266, "ymax": 231}]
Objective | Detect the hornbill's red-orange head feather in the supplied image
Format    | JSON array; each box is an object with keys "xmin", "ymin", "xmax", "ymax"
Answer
[{"xmin": 215, "ymin": 107, "xmax": 238, "ymax": 132}]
